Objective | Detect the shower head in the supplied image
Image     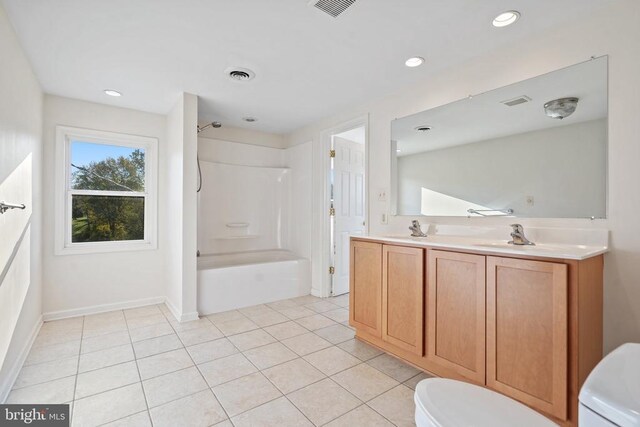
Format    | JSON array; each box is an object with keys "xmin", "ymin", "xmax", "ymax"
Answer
[{"xmin": 197, "ymin": 122, "xmax": 222, "ymax": 133}]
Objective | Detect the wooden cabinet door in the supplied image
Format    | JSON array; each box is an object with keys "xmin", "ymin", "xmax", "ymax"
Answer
[
  {"xmin": 426, "ymin": 250, "xmax": 486, "ymax": 383},
  {"xmin": 382, "ymin": 245, "xmax": 424, "ymax": 355},
  {"xmin": 349, "ymin": 240, "xmax": 382, "ymax": 337},
  {"xmin": 487, "ymin": 256, "xmax": 568, "ymax": 420}
]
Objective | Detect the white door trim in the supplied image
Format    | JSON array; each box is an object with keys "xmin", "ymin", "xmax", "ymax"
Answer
[{"xmin": 320, "ymin": 115, "xmax": 370, "ymax": 298}]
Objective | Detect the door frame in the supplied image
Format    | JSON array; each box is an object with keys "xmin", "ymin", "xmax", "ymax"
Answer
[{"xmin": 320, "ymin": 115, "xmax": 370, "ymax": 297}]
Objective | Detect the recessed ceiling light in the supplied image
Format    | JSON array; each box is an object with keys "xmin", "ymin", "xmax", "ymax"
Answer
[
  {"xmin": 242, "ymin": 117, "xmax": 258, "ymax": 123},
  {"xmin": 492, "ymin": 11, "xmax": 520, "ymax": 27},
  {"xmin": 104, "ymin": 89, "xmax": 122, "ymax": 97},
  {"xmin": 396, "ymin": 149, "xmax": 402, "ymax": 153},
  {"xmin": 405, "ymin": 57, "xmax": 425, "ymax": 67}
]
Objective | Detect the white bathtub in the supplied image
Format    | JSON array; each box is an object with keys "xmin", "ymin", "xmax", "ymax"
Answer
[{"xmin": 197, "ymin": 250, "xmax": 311, "ymax": 315}]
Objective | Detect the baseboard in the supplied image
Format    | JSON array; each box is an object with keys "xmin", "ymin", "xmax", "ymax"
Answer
[
  {"xmin": 164, "ymin": 298, "xmax": 199, "ymax": 322},
  {"xmin": 310, "ymin": 288, "xmax": 323, "ymax": 298},
  {"xmin": 0, "ymin": 315, "xmax": 43, "ymax": 403},
  {"xmin": 164, "ymin": 298, "xmax": 181, "ymax": 322},
  {"xmin": 42, "ymin": 296, "xmax": 165, "ymax": 321},
  {"xmin": 180, "ymin": 311, "xmax": 200, "ymax": 322}
]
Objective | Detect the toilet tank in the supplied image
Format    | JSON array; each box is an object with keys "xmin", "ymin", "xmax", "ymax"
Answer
[{"xmin": 579, "ymin": 343, "xmax": 640, "ymax": 427}]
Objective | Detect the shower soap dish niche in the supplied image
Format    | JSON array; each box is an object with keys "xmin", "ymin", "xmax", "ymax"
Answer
[
  {"xmin": 226, "ymin": 222, "xmax": 250, "ymax": 228},
  {"xmin": 214, "ymin": 222, "xmax": 258, "ymax": 239}
]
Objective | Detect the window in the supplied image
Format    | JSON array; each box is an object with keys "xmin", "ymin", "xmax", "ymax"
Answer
[{"xmin": 55, "ymin": 126, "xmax": 157, "ymax": 254}]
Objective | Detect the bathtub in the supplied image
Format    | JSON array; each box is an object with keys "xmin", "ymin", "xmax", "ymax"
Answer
[{"xmin": 197, "ymin": 250, "xmax": 311, "ymax": 315}]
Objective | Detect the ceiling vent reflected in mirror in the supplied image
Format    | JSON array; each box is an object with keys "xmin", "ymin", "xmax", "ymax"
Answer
[
  {"xmin": 544, "ymin": 97, "xmax": 580, "ymax": 119},
  {"xmin": 501, "ymin": 95, "xmax": 531, "ymax": 107},
  {"xmin": 311, "ymin": 0, "xmax": 356, "ymax": 18}
]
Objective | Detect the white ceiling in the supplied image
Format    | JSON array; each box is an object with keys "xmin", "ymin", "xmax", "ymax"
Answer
[
  {"xmin": 393, "ymin": 57, "xmax": 608, "ymax": 156},
  {"xmin": 2, "ymin": 0, "xmax": 614, "ymax": 134}
]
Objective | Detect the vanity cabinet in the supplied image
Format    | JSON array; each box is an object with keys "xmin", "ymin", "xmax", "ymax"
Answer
[
  {"xmin": 349, "ymin": 237, "xmax": 604, "ymax": 427},
  {"xmin": 426, "ymin": 250, "xmax": 485, "ymax": 383},
  {"xmin": 486, "ymin": 256, "xmax": 569, "ymax": 420},
  {"xmin": 382, "ymin": 245, "xmax": 424, "ymax": 355},
  {"xmin": 349, "ymin": 240, "xmax": 382, "ymax": 337}
]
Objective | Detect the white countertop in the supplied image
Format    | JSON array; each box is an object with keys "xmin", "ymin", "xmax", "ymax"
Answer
[{"xmin": 354, "ymin": 226, "xmax": 608, "ymax": 260}]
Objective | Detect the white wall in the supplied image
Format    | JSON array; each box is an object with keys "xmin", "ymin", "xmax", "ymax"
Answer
[
  {"xmin": 0, "ymin": 5, "xmax": 43, "ymax": 401},
  {"xmin": 285, "ymin": 141, "xmax": 313, "ymax": 261},
  {"xmin": 287, "ymin": 0, "xmax": 640, "ymax": 353},
  {"xmin": 42, "ymin": 96, "xmax": 167, "ymax": 317},
  {"xmin": 198, "ymin": 136, "xmax": 284, "ymax": 167},
  {"xmin": 165, "ymin": 93, "xmax": 199, "ymax": 322},
  {"xmin": 397, "ymin": 119, "xmax": 607, "ymax": 217}
]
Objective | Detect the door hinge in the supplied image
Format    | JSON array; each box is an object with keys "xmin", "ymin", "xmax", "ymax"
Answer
[
  {"xmin": 329, "ymin": 207, "xmax": 335, "ymax": 216},
  {"xmin": 329, "ymin": 149, "xmax": 335, "ymax": 158},
  {"xmin": 329, "ymin": 266, "xmax": 335, "ymax": 275}
]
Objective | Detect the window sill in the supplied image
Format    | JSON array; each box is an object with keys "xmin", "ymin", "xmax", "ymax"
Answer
[{"xmin": 55, "ymin": 240, "xmax": 157, "ymax": 256}]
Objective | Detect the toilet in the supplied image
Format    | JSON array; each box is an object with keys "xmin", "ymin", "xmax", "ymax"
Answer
[
  {"xmin": 414, "ymin": 378, "xmax": 557, "ymax": 427},
  {"xmin": 579, "ymin": 343, "xmax": 640, "ymax": 426},
  {"xmin": 415, "ymin": 343, "xmax": 640, "ymax": 427}
]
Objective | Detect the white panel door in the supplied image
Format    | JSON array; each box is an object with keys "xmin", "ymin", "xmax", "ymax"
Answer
[{"xmin": 333, "ymin": 137, "xmax": 365, "ymax": 295}]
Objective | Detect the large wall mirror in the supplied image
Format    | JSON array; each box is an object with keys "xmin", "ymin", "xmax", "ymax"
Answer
[{"xmin": 391, "ymin": 57, "xmax": 608, "ymax": 218}]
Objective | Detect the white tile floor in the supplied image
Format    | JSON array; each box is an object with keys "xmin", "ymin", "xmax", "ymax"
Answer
[{"xmin": 8, "ymin": 294, "xmax": 428, "ymax": 426}]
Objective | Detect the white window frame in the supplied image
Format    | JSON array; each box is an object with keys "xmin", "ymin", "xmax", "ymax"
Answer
[{"xmin": 55, "ymin": 126, "xmax": 158, "ymax": 255}]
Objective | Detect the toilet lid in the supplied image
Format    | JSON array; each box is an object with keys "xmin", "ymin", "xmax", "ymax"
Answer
[
  {"xmin": 414, "ymin": 378, "xmax": 557, "ymax": 427},
  {"xmin": 579, "ymin": 343, "xmax": 640, "ymax": 427}
]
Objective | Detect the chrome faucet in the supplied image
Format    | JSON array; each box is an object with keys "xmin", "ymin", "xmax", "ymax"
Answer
[
  {"xmin": 409, "ymin": 220, "xmax": 427, "ymax": 237},
  {"xmin": 508, "ymin": 224, "xmax": 535, "ymax": 246}
]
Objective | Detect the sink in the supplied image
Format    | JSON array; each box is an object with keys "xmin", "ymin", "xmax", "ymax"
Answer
[
  {"xmin": 472, "ymin": 241, "xmax": 592, "ymax": 255},
  {"xmin": 355, "ymin": 227, "xmax": 608, "ymax": 260}
]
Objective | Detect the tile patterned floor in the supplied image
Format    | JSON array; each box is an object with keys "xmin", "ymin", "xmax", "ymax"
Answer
[{"xmin": 8, "ymin": 294, "xmax": 428, "ymax": 426}]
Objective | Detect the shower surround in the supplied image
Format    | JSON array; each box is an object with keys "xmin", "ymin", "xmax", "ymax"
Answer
[{"xmin": 196, "ymin": 137, "xmax": 312, "ymax": 314}]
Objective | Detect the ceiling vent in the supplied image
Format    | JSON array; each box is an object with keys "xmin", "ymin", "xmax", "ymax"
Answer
[
  {"xmin": 501, "ymin": 95, "xmax": 531, "ymax": 107},
  {"xmin": 226, "ymin": 67, "xmax": 255, "ymax": 82},
  {"xmin": 311, "ymin": 0, "xmax": 356, "ymax": 18}
]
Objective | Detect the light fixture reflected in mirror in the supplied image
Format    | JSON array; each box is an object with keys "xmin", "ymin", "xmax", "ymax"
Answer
[{"xmin": 544, "ymin": 97, "xmax": 579, "ymax": 119}]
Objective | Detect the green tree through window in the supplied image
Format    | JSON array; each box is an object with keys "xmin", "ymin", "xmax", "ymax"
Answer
[{"xmin": 70, "ymin": 148, "xmax": 146, "ymax": 242}]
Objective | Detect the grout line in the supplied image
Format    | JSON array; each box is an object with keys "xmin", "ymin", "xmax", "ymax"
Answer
[
  {"xmin": 230, "ymin": 346, "xmax": 316, "ymax": 426},
  {"xmin": 72, "ymin": 316, "xmax": 84, "ymax": 402},
  {"xmin": 198, "ymin": 320, "xmax": 289, "ymax": 424},
  {"xmin": 95, "ymin": 409, "xmax": 149, "ymax": 427},
  {"xmin": 163, "ymin": 310, "xmax": 234, "ymax": 425},
  {"xmin": 9, "ymin": 372, "xmax": 78, "ymax": 392},
  {"xmin": 19, "ymin": 295, "xmax": 386, "ymax": 426},
  {"xmin": 363, "ymin": 385, "xmax": 413, "ymax": 427},
  {"xmin": 124, "ymin": 309, "xmax": 154, "ymax": 427},
  {"xmin": 69, "ymin": 315, "xmax": 85, "ymax": 423},
  {"xmin": 321, "ymin": 369, "xmax": 403, "ymax": 426},
  {"xmin": 197, "ymin": 307, "xmax": 358, "ymax": 425}
]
